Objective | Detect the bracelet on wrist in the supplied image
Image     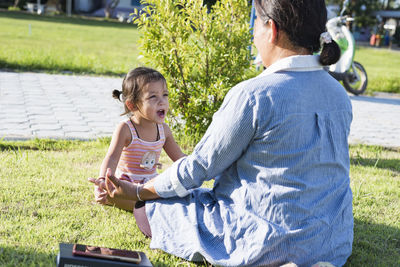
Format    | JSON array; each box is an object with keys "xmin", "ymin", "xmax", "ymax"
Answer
[{"xmin": 136, "ymin": 184, "xmax": 144, "ymax": 202}]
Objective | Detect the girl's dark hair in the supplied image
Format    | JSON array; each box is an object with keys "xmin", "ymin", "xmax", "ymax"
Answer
[
  {"xmin": 112, "ymin": 67, "xmax": 167, "ymax": 116},
  {"xmin": 254, "ymin": 0, "xmax": 340, "ymax": 65}
]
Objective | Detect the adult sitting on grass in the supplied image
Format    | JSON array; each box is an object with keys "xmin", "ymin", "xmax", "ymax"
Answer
[{"xmin": 90, "ymin": 0, "xmax": 353, "ymax": 265}]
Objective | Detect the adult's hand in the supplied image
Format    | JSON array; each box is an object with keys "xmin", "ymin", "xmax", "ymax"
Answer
[{"xmin": 105, "ymin": 168, "xmax": 137, "ymax": 201}]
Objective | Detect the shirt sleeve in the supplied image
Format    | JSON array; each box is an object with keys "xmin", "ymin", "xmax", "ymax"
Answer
[{"xmin": 154, "ymin": 82, "xmax": 259, "ymax": 198}]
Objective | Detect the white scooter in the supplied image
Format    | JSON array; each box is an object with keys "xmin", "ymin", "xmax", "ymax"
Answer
[
  {"xmin": 326, "ymin": 0, "xmax": 368, "ymax": 95},
  {"xmin": 249, "ymin": 0, "xmax": 367, "ymax": 95}
]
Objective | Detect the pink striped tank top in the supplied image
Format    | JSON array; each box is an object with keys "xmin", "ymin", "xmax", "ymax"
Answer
[{"xmin": 116, "ymin": 119, "xmax": 165, "ymax": 183}]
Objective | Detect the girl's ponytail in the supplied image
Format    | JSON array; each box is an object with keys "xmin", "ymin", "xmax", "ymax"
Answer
[{"xmin": 112, "ymin": 89, "xmax": 123, "ymax": 102}]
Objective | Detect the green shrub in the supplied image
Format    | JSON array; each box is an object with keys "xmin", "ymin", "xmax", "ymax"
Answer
[{"xmin": 133, "ymin": 0, "xmax": 255, "ymax": 141}]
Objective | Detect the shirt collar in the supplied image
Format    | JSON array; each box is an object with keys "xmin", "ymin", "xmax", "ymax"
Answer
[{"xmin": 258, "ymin": 55, "xmax": 322, "ymax": 77}]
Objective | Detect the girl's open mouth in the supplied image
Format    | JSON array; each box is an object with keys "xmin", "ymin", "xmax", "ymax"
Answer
[{"xmin": 157, "ymin": 109, "xmax": 165, "ymax": 118}]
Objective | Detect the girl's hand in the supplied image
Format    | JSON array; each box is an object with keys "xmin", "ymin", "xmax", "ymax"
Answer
[
  {"xmin": 88, "ymin": 176, "xmax": 114, "ymax": 204},
  {"xmin": 105, "ymin": 168, "xmax": 137, "ymax": 201},
  {"xmin": 88, "ymin": 176, "xmax": 114, "ymax": 191},
  {"xmin": 95, "ymin": 177, "xmax": 107, "ymax": 191},
  {"xmin": 94, "ymin": 185, "xmax": 109, "ymax": 204}
]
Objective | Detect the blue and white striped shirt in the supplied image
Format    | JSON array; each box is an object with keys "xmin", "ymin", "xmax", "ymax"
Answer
[{"xmin": 146, "ymin": 55, "xmax": 353, "ymax": 266}]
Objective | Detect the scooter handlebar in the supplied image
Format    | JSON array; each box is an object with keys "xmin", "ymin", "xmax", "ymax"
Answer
[{"xmin": 327, "ymin": 16, "xmax": 354, "ymax": 27}]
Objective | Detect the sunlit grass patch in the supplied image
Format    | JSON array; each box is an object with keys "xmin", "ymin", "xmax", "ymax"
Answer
[{"xmin": 0, "ymin": 142, "xmax": 399, "ymax": 265}]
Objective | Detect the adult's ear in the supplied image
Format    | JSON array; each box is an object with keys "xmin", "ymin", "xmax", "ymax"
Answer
[
  {"xmin": 267, "ymin": 19, "xmax": 279, "ymax": 44},
  {"xmin": 125, "ymin": 100, "xmax": 137, "ymax": 111}
]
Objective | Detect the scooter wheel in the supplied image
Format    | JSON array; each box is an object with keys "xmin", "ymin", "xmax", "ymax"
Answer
[{"xmin": 343, "ymin": 61, "xmax": 368, "ymax": 95}]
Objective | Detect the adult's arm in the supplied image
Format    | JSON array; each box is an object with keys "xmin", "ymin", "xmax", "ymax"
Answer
[
  {"xmin": 153, "ymin": 82, "xmax": 258, "ymax": 198},
  {"xmin": 103, "ymin": 168, "xmax": 160, "ymax": 201}
]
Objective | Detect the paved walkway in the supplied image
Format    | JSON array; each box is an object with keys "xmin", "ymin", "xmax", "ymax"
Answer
[
  {"xmin": 1, "ymin": 71, "xmax": 400, "ymax": 148},
  {"xmin": 0, "ymin": 71, "xmax": 122, "ymax": 140}
]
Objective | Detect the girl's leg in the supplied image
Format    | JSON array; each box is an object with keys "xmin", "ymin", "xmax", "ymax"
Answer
[{"xmin": 133, "ymin": 201, "xmax": 152, "ymax": 238}]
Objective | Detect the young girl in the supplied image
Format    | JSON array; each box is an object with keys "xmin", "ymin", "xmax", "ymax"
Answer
[{"xmin": 90, "ymin": 67, "xmax": 185, "ymax": 211}]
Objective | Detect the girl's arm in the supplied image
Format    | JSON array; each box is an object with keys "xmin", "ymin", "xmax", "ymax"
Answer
[
  {"xmin": 99, "ymin": 122, "xmax": 131, "ymax": 178},
  {"xmin": 162, "ymin": 123, "xmax": 186, "ymax": 162}
]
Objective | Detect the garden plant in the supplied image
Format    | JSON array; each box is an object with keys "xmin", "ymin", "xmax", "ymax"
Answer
[{"xmin": 133, "ymin": 0, "xmax": 255, "ymax": 141}]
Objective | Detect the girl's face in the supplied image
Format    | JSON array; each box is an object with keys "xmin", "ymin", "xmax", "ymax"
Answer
[{"xmin": 135, "ymin": 80, "xmax": 169, "ymax": 124}]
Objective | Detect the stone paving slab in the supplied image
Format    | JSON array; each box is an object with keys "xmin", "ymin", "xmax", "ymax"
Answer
[
  {"xmin": 0, "ymin": 71, "xmax": 399, "ymax": 148},
  {"xmin": 348, "ymin": 95, "xmax": 400, "ymax": 148},
  {"xmin": 0, "ymin": 71, "xmax": 123, "ymax": 140}
]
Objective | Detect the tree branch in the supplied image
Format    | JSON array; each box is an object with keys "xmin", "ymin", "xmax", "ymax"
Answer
[{"xmin": 171, "ymin": 37, "xmax": 189, "ymax": 107}]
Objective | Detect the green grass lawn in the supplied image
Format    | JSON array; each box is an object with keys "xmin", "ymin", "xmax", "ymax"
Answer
[
  {"xmin": 354, "ymin": 46, "xmax": 400, "ymax": 94},
  {"xmin": 0, "ymin": 139, "xmax": 399, "ymax": 266},
  {"xmin": 1, "ymin": 11, "xmax": 400, "ymax": 94},
  {"xmin": 0, "ymin": 11, "xmax": 141, "ymax": 76}
]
